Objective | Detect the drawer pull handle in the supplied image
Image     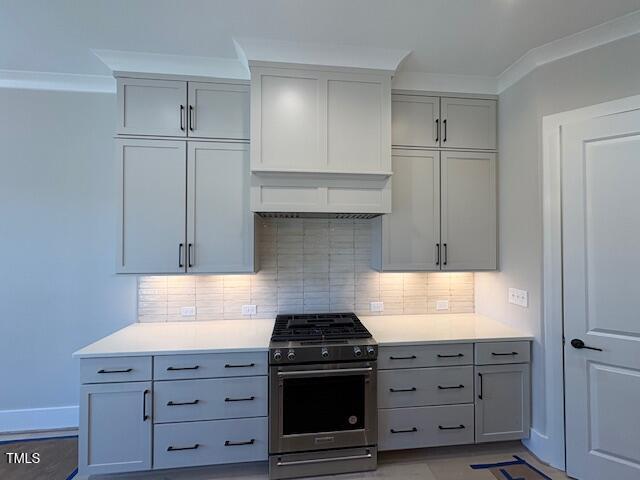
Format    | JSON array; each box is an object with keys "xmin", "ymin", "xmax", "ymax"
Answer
[
  {"xmin": 437, "ymin": 384, "xmax": 465, "ymax": 390},
  {"xmin": 438, "ymin": 424, "xmax": 465, "ymax": 430},
  {"xmin": 167, "ymin": 399, "xmax": 199, "ymax": 406},
  {"xmin": 142, "ymin": 389, "xmax": 149, "ymax": 421},
  {"xmin": 97, "ymin": 368, "xmax": 132, "ymax": 374},
  {"xmin": 225, "ymin": 396, "xmax": 255, "ymax": 402},
  {"xmin": 225, "ymin": 439, "xmax": 255, "ymax": 446},
  {"xmin": 491, "ymin": 352, "xmax": 518, "ymax": 356},
  {"xmin": 390, "ymin": 427, "xmax": 418, "ymax": 434},
  {"xmin": 167, "ymin": 365, "xmax": 200, "ymax": 371},
  {"xmin": 389, "ymin": 355, "xmax": 416, "ymax": 360},
  {"xmin": 224, "ymin": 363, "xmax": 256, "ymax": 368},
  {"xmin": 389, "ymin": 387, "xmax": 417, "ymax": 393},
  {"xmin": 437, "ymin": 353, "xmax": 464, "ymax": 358},
  {"xmin": 168, "ymin": 444, "xmax": 199, "ymax": 451},
  {"xmin": 478, "ymin": 372, "xmax": 483, "ymax": 399}
]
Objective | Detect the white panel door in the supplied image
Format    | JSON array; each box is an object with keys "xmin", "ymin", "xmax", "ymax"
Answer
[
  {"xmin": 187, "ymin": 142, "xmax": 254, "ymax": 273},
  {"xmin": 187, "ymin": 82, "xmax": 249, "ymax": 139},
  {"xmin": 441, "ymin": 97, "xmax": 496, "ymax": 150},
  {"xmin": 379, "ymin": 149, "xmax": 440, "ymax": 271},
  {"xmin": 392, "ymin": 94, "xmax": 440, "ymax": 148},
  {"xmin": 117, "ymin": 139, "xmax": 187, "ymax": 273},
  {"xmin": 441, "ymin": 151, "xmax": 496, "ymax": 270},
  {"xmin": 79, "ymin": 382, "xmax": 152, "ymax": 476},
  {"xmin": 117, "ymin": 78, "xmax": 187, "ymax": 137},
  {"xmin": 563, "ymin": 108, "xmax": 640, "ymax": 480}
]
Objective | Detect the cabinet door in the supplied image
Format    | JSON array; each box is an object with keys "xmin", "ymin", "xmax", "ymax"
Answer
[
  {"xmin": 79, "ymin": 382, "xmax": 152, "ymax": 475},
  {"xmin": 187, "ymin": 82, "xmax": 250, "ymax": 140},
  {"xmin": 475, "ymin": 364, "xmax": 530, "ymax": 443},
  {"xmin": 392, "ymin": 94, "xmax": 440, "ymax": 148},
  {"xmin": 117, "ymin": 139, "xmax": 187, "ymax": 273},
  {"xmin": 441, "ymin": 97, "xmax": 496, "ymax": 150},
  {"xmin": 187, "ymin": 142, "xmax": 254, "ymax": 273},
  {"xmin": 117, "ymin": 78, "xmax": 187, "ymax": 137},
  {"xmin": 441, "ymin": 151, "xmax": 496, "ymax": 270},
  {"xmin": 376, "ymin": 149, "xmax": 440, "ymax": 271}
]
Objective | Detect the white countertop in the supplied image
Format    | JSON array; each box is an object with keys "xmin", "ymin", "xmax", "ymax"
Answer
[
  {"xmin": 360, "ymin": 313, "xmax": 533, "ymax": 346},
  {"xmin": 73, "ymin": 319, "xmax": 275, "ymax": 358},
  {"xmin": 74, "ymin": 314, "xmax": 532, "ymax": 358}
]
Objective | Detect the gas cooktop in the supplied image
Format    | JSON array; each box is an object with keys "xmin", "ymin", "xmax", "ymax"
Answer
[{"xmin": 271, "ymin": 312, "xmax": 372, "ymax": 342}]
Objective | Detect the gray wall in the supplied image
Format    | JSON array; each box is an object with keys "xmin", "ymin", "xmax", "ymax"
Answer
[
  {"xmin": 476, "ymin": 32, "xmax": 640, "ymax": 452},
  {"xmin": 0, "ymin": 88, "xmax": 137, "ymax": 428}
]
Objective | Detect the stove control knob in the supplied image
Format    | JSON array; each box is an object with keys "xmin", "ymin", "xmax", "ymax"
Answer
[
  {"xmin": 366, "ymin": 346, "xmax": 376, "ymax": 356},
  {"xmin": 273, "ymin": 350, "xmax": 282, "ymax": 361},
  {"xmin": 353, "ymin": 346, "xmax": 363, "ymax": 357},
  {"xmin": 321, "ymin": 348, "xmax": 329, "ymax": 358},
  {"xmin": 287, "ymin": 350, "xmax": 296, "ymax": 361}
]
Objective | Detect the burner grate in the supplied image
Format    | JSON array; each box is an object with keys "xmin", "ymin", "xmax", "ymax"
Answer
[{"xmin": 271, "ymin": 312, "xmax": 371, "ymax": 342}]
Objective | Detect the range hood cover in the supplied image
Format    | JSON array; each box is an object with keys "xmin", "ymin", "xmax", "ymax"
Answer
[{"xmin": 256, "ymin": 212, "xmax": 382, "ymax": 220}]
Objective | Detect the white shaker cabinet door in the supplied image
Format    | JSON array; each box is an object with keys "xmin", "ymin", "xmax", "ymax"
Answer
[
  {"xmin": 441, "ymin": 97, "xmax": 496, "ymax": 150},
  {"xmin": 187, "ymin": 82, "xmax": 250, "ymax": 140},
  {"xmin": 116, "ymin": 139, "xmax": 187, "ymax": 274},
  {"xmin": 79, "ymin": 382, "xmax": 152, "ymax": 476},
  {"xmin": 392, "ymin": 94, "xmax": 440, "ymax": 148},
  {"xmin": 475, "ymin": 364, "xmax": 530, "ymax": 443},
  {"xmin": 441, "ymin": 151, "xmax": 496, "ymax": 271},
  {"xmin": 117, "ymin": 78, "xmax": 187, "ymax": 137},
  {"xmin": 375, "ymin": 149, "xmax": 440, "ymax": 271},
  {"xmin": 187, "ymin": 142, "xmax": 254, "ymax": 273}
]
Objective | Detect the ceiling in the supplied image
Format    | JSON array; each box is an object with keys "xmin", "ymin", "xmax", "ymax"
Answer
[{"xmin": 2, "ymin": 0, "xmax": 640, "ymax": 80}]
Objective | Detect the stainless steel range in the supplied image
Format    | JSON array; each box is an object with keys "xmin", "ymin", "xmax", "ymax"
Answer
[{"xmin": 268, "ymin": 312, "xmax": 378, "ymax": 480}]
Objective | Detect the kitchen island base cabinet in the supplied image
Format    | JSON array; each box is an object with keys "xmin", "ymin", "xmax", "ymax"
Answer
[
  {"xmin": 475, "ymin": 363, "xmax": 531, "ymax": 443},
  {"xmin": 79, "ymin": 382, "xmax": 152, "ymax": 476}
]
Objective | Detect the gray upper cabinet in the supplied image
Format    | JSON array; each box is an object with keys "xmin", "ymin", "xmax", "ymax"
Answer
[
  {"xmin": 373, "ymin": 149, "xmax": 440, "ymax": 271},
  {"xmin": 116, "ymin": 139, "xmax": 187, "ymax": 274},
  {"xmin": 392, "ymin": 94, "xmax": 439, "ymax": 148},
  {"xmin": 187, "ymin": 142, "xmax": 254, "ymax": 273},
  {"xmin": 441, "ymin": 151, "xmax": 496, "ymax": 270},
  {"xmin": 117, "ymin": 78, "xmax": 187, "ymax": 137},
  {"xmin": 475, "ymin": 364, "xmax": 531, "ymax": 443},
  {"xmin": 187, "ymin": 82, "xmax": 250, "ymax": 140},
  {"xmin": 440, "ymin": 97, "xmax": 496, "ymax": 150}
]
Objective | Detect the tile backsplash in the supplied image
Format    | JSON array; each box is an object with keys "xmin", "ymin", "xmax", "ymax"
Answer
[{"xmin": 138, "ymin": 219, "xmax": 474, "ymax": 322}]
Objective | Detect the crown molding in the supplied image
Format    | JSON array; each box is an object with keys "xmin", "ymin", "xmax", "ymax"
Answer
[
  {"xmin": 497, "ymin": 9, "xmax": 640, "ymax": 93},
  {"xmin": 0, "ymin": 69, "xmax": 115, "ymax": 93},
  {"xmin": 392, "ymin": 71, "xmax": 498, "ymax": 95}
]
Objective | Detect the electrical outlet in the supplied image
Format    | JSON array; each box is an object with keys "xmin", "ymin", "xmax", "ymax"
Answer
[
  {"xmin": 508, "ymin": 288, "xmax": 529, "ymax": 308},
  {"xmin": 241, "ymin": 304, "xmax": 257, "ymax": 316},
  {"xmin": 435, "ymin": 300, "xmax": 450, "ymax": 311},
  {"xmin": 180, "ymin": 306, "xmax": 196, "ymax": 317},
  {"xmin": 370, "ymin": 301, "xmax": 384, "ymax": 312}
]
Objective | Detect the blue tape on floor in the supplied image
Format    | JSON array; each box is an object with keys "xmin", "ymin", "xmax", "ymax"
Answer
[
  {"xmin": 65, "ymin": 467, "xmax": 78, "ymax": 480},
  {"xmin": 470, "ymin": 455, "xmax": 553, "ymax": 480},
  {"xmin": 499, "ymin": 468, "xmax": 525, "ymax": 480}
]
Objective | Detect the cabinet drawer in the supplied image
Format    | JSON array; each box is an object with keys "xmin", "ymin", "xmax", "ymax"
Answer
[
  {"xmin": 475, "ymin": 341, "xmax": 530, "ymax": 365},
  {"xmin": 154, "ymin": 352, "xmax": 267, "ymax": 380},
  {"xmin": 378, "ymin": 366, "xmax": 473, "ymax": 408},
  {"xmin": 80, "ymin": 356, "xmax": 152, "ymax": 384},
  {"xmin": 378, "ymin": 404, "xmax": 474, "ymax": 451},
  {"xmin": 153, "ymin": 417, "xmax": 268, "ymax": 469},
  {"xmin": 378, "ymin": 344, "xmax": 473, "ymax": 370},
  {"xmin": 153, "ymin": 376, "xmax": 267, "ymax": 423}
]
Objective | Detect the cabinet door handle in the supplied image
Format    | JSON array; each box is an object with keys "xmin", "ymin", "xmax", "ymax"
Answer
[
  {"xmin": 142, "ymin": 389, "xmax": 149, "ymax": 421},
  {"xmin": 167, "ymin": 399, "xmax": 199, "ymax": 406},
  {"xmin": 389, "ymin": 355, "xmax": 416, "ymax": 361},
  {"xmin": 478, "ymin": 373, "xmax": 483, "ymax": 399},
  {"xmin": 188, "ymin": 243, "xmax": 194, "ymax": 268},
  {"xmin": 443, "ymin": 243, "xmax": 448, "ymax": 266},
  {"xmin": 435, "ymin": 118, "xmax": 439, "ymax": 142},
  {"xmin": 168, "ymin": 444, "xmax": 199, "ymax": 451},
  {"xmin": 97, "ymin": 368, "xmax": 132, "ymax": 374},
  {"xmin": 437, "ymin": 353, "xmax": 463, "ymax": 358},
  {"xmin": 390, "ymin": 427, "xmax": 417, "ymax": 434},
  {"xmin": 438, "ymin": 424, "xmax": 465, "ymax": 430},
  {"xmin": 224, "ymin": 396, "xmax": 255, "ymax": 402},
  {"xmin": 225, "ymin": 439, "xmax": 255, "ymax": 446},
  {"xmin": 188, "ymin": 105, "xmax": 194, "ymax": 131},
  {"xmin": 224, "ymin": 363, "xmax": 256, "ymax": 368},
  {"xmin": 491, "ymin": 352, "xmax": 518, "ymax": 356},
  {"xmin": 167, "ymin": 365, "xmax": 200, "ymax": 371},
  {"xmin": 435, "ymin": 243, "xmax": 440, "ymax": 266},
  {"xmin": 437, "ymin": 384, "xmax": 464, "ymax": 390},
  {"xmin": 178, "ymin": 243, "xmax": 184, "ymax": 268},
  {"xmin": 389, "ymin": 387, "xmax": 417, "ymax": 393},
  {"xmin": 179, "ymin": 105, "xmax": 185, "ymax": 131},
  {"xmin": 443, "ymin": 119, "xmax": 447, "ymax": 142}
]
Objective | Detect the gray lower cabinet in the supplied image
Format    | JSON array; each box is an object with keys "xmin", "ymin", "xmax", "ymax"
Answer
[
  {"xmin": 475, "ymin": 363, "xmax": 531, "ymax": 443},
  {"xmin": 79, "ymin": 381, "xmax": 152, "ymax": 475}
]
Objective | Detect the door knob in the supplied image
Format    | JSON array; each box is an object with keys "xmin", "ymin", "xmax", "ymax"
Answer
[{"xmin": 570, "ymin": 338, "xmax": 602, "ymax": 351}]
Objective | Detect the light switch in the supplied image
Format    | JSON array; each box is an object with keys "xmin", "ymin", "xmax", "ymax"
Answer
[
  {"xmin": 370, "ymin": 301, "xmax": 384, "ymax": 312},
  {"xmin": 508, "ymin": 288, "xmax": 529, "ymax": 308},
  {"xmin": 241, "ymin": 304, "xmax": 257, "ymax": 316},
  {"xmin": 436, "ymin": 300, "xmax": 449, "ymax": 311},
  {"xmin": 181, "ymin": 306, "xmax": 196, "ymax": 317}
]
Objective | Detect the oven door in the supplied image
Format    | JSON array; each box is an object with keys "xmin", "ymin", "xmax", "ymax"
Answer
[{"xmin": 270, "ymin": 361, "xmax": 377, "ymax": 454}]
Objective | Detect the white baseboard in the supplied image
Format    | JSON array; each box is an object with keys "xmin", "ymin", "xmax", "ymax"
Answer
[
  {"xmin": 0, "ymin": 406, "xmax": 79, "ymax": 434},
  {"xmin": 523, "ymin": 428, "xmax": 565, "ymax": 471}
]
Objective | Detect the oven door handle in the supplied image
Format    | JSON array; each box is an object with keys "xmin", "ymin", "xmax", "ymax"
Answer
[
  {"xmin": 276, "ymin": 451, "xmax": 373, "ymax": 467},
  {"xmin": 277, "ymin": 367, "xmax": 373, "ymax": 378}
]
